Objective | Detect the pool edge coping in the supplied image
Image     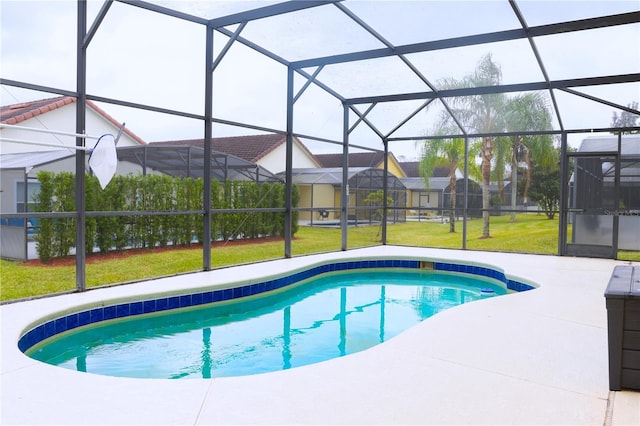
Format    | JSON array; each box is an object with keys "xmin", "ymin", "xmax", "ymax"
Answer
[{"xmin": 16, "ymin": 253, "xmax": 537, "ymax": 355}]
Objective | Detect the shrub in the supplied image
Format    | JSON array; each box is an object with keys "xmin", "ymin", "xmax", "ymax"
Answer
[{"xmin": 32, "ymin": 172, "xmax": 296, "ymax": 260}]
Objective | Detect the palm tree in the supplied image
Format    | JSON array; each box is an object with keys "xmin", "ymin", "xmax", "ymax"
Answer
[
  {"xmin": 419, "ymin": 137, "xmax": 465, "ymax": 232},
  {"xmin": 521, "ymin": 134, "xmax": 556, "ymax": 205},
  {"xmin": 501, "ymin": 92, "xmax": 555, "ymax": 221},
  {"xmin": 434, "ymin": 53, "xmax": 505, "ymax": 238},
  {"xmin": 491, "ymin": 136, "xmax": 511, "ymax": 205}
]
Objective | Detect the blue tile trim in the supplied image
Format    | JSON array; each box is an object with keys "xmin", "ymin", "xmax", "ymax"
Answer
[
  {"xmin": 433, "ymin": 262, "xmax": 534, "ymax": 291},
  {"xmin": 18, "ymin": 258, "xmax": 533, "ymax": 353}
]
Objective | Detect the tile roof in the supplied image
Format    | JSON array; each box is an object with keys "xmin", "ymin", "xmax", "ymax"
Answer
[
  {"xmin": 0, "ymin": 97, "xmax": 75, "ymax": 124},
  {"xmin": 399, "ymin": 161, "xmax": 420, "ymax": 177},
  {"xmin": 399, "ymin": 161, "xmax": 450, "ymax": 178},
  {"xmin": 152, "ymin": 134, "xmax": 318, "ymax": 165},
  {"xmin": 315, "ymin": 152, "xmax": 386, "ymax": 168},
  {"xmin": 0, "ymin": 96, "xmax": 146, "ymax": 145}
]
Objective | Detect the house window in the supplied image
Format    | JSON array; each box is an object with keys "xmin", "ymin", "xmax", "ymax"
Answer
[{"xmin": 16, "ymin": 180, "xmax": 40, "ymax": 213}]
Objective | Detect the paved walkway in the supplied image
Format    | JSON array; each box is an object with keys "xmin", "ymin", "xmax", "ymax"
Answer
[{"xmin": 2, "ymin": 247, "xmax": 639, "ymax": 424}]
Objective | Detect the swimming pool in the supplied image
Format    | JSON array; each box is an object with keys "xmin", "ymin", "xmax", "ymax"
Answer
[
  {"xmin": 25, "ymin": 268, "xmax": 509, "ymax": 378},
  {"xmin": 18, "ymin": 257, "xmax": 536, "ymax": 380}
]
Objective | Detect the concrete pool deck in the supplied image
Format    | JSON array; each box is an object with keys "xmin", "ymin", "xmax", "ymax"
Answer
[{"xmin": 1, "ymin": 246, "xmax": 639, "ymax": 425}]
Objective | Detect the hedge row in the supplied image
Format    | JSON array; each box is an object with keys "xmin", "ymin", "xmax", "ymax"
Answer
[{"xmin": 34, "ymin": 171, "xmax": 298, "ymax": 263}]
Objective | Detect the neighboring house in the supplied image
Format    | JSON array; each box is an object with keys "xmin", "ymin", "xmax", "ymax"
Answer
[
  {"xmin": 279, "ymin": 151, "xmax": 408, "ymax": 224},
  {"xmin": 1, "ymin": 96, "xmax": 148, "ymax": 260},
  {"xmin": 400, "ymin": 159, "xmax": 521, "ymax": 218},
  {"xmin": 399, "ymin": 162, "xmax": 452, "ymax": 216},
  {"xmin": 288, "ymin": 151, "xmax": 407, "ymax": 224},
  {"xmin": 400, "ymin": 162, "xmax": 450, "ymax": 215},
  {"xmin": 399, "ymin": 162, "xmax": 482, "ymax": 218},
  {"xmin": 279, "ymin": 167, "xmax": 407, "ymax": 224},
  {"xmin": 1, "ymin": 96, "xmax": 147, "ymax": 211},
  {"xmin": 151, "ymin": 134, "xmax": 321, "ymax": 174},
  {"xmin": 0, "ymin": 96, "xmax": 149, "ymax": 215},
  {"xmin": 1, "ymin": 96, "xmax": 146, "ymax": 154},
  {"xmin": 314, "ymin": 151, "xmax": 407, "ymax": 178}
]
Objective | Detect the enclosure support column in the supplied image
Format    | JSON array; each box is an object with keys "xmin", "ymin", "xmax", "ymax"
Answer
[
  {"xmin": 75, "ymin": 0, "xmax": 87, "ymax": 291},
  {"xmin": 381, "ymin": 138, "xmax": 389, "ymax": 245},
  {"xmin": 462, "ymin": 136, "xmax": 469, "ymax": 250},
  {"xmin": 310, "ymin": 184, "xmax": 315, "ymax": 226},
  {"xmin": 284, "ymin": 66, "xmax": 294, "ymax": 258},
  {"xmin": 202, "ymin": 25, "xmax": 214, "ymax": 270},
  {"xmin": 558, "ymin": 132, "xmax": 568, "ymax": 256},
  {"xmin": 341, "ymin": 104, "xmax": 349, "ymax": 251},
  {"xmin": 142, "ymin": 146, "xmax": 148, "ymax": 175},
  {"xmin": 22, "ymin": 172, "xmax": 29, "ymax": 261},
  {"xmin": 612, "ymin": 132, "xmax": 622, "ymax": 259}
]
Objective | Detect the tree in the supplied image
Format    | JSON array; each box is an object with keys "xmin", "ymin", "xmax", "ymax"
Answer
[
  {"xmin": 500, "ymin": 92, "xmax": 555, "ymax": 221},
  {"xmin": 520, "ymin": 134, "xmax": 556, "ymax": 206},
  {"xmin": 528, "ymin": 146, "xmax": 572, "ymax": 220},
  {"xmin": 491, "ymin": 136, "xmax": 511, "ymax": 205},
  {"xmin": 528, "ymin": 167, "xmax": 560, "ymax": 220},
  {"xmin": 363, "ymin": 190, "xmax": 393, "ymax": 238},
  {"xmin": 610, "ymin": 101, "xmax": 640, "ymax": 134},
  {"xmin": 528, "ymin": 146, "xmax": 560, "ymax": 220},
  {"xmin": 434, "ymin": 53, "xmax": 505, "ymax": 238},
  {"xmin": 419, "ymin": 137, "xmax": 478, "ymax": 232}
]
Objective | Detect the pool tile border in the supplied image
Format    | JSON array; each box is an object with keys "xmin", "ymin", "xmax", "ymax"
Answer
[{"xmin": 18, "ymin": 259, "xmax": 535, "ymax": 353}]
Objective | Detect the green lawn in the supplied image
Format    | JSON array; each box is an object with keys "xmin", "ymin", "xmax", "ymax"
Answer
[{"xmin": 1, "ymin": 213, "xmax": 637, "ymax": 302}]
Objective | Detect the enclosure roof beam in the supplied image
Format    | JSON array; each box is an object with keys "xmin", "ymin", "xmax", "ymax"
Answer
[
  {"xmin": 0, "ymin": 78, "xmax": 208, "ymax": 121},
  {"xmin": 558, "ymin": 88, "xmax": 640, "ymax": 116},
  {"xmin": 292, "ymin": 132, "xmax": 382, "ymax": 152},
  {"xmin": 113, "ymin": 2, "xmax": 346, "ymax": 126},
  {"xmin": 348, "ymin": 104, "xmax": 385, "ymax": 140},
  {"xmin": 387, "ymin": 126, "xmax": 640, "ymax": 142},
  {"xmin": 213, "ymin": 26, "xmax": 346, "ymax": 102},
  {"xmin": 213, "ymin": 26, "xmax": 291, "ymax": 68},
  {"xmin": 293, "ymin": 65, "xmax": 324, "ymax": 104},
  {"xmin": 295, "ymin": 68, "xmax": 345, "ymax": 102},
  {"xmin": 334, "ymin": 1, "xmax": 465, "ymax": 138},
  {"xmin": 0, "ymin": 86, "xmax": 292, "ymax": 135},
  {"xmin": 209, "ymin": 1, "xmax": 341, "ymax": 29},
  {"xmin": 384, "ymin": 99, "xmax": 435, "ymax": 140},
  {"xmin": 211, "ymin": 117, "xmax": 286, "ymax": 135},
  {"xmin": 388, "ymin": 129, "xmax": 565, "ymax": 142},
  {"xmin": 0, "ymin": 78, "xmax": 77, "ymax": 98},
  {"xmin": 345, "ymin": 73, "xmax": 640, "ymax": 105},
  {"xmin": 348, "ymin": 103, "xmax": 376, "ymax": 134},
  {"xmin": 508, "ymin": 0, "xmax": 565, "ymax": 132},
  {"xmin": 212, "ymin": 22, "xmax": 248, "ymax": 72},
  {"xmin": 292, "ymin": 29, "xmax": 525, "ymax": 69},
  {"xmin": 116, "ymin": 0, "xmax": 209, "ymax": 25},
  {"xmin": 290, "ymin": 11, "xmax": 640, "ymax": 69},
  {"xmin": 84, "ymin": 1, "xmax": 113, "ymax": 48},
  {"xmin": 87, "ymin": 94, "xmax": 205, "ymax": 120}
]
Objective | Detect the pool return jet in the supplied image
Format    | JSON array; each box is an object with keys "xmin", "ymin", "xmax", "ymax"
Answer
[{"xmin": 1, "ymin": 123, "xmax": 125, "ymax": 189}]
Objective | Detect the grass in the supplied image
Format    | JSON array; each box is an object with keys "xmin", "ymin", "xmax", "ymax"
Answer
[{"xmin": 1, "ymin": 213, "xmax": 637, "ymax": 302}]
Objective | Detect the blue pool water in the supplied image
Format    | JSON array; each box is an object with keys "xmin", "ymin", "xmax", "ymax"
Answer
[{"xmin": 27, "ymin": 269, "xmax": 508, "ymax": 379}]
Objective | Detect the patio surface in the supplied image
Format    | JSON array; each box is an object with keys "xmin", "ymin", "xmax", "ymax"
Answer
[{"xmin": 2, "ymin": 246, "xmax": 639, "ymax": 425}]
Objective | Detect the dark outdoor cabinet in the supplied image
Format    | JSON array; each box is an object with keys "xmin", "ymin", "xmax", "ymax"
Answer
[{"xmin": 605, "ymin": 265, "xmax": 640, "ymax": 391}]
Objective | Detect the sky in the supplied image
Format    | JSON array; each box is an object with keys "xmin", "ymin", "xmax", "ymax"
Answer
[{"xmin": 1, "ymin": 0, "xmax": 639, "ymax": 160}]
